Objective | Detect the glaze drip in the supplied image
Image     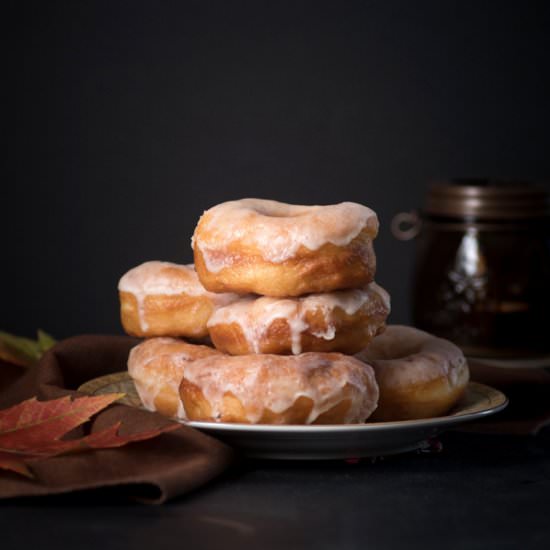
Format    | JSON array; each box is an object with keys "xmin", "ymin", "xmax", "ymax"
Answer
[
  {"xmin": 127, "ymin": 337, "xmax": 221, "ymax": 420},
  {"xmin": 208, "ymin": 282, "xmax": 390, "ymax": 354},
  {"xmin": 182, "ymin": 353, "xmax": 379, "ymax": 424},
  {"xmin": 193, "ymin": 199, "xmax": 379, "ymax": 273},
  {"xmin": 118, "ymin": 261, "xmax": 239, "ymax": 331}
]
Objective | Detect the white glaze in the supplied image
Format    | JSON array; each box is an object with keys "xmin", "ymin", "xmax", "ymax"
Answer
[
  {"xmin": 208, "ymin": 282, "xmax": 391, "ymax": 354},
  {"xmin": 193, "ymin": 199, "xmax": 379, "ymax": 273},
  {"xmin": 128, "ymin": 346, "xmax": 192, "ymax": 417},
  {"xmin": 127, "ymin": 337, "xmax": 220, "ymax": 420},
  {"xmin": 182, "ymin": 354, "xmax": 379, "ymax": 424},
  {"xmin": 365, "ymin": 282, "xmax": 391, "ymax": 312},
  {"xmin": 118, "ymin": 261, "xmax": 239, "ymax": 331}
]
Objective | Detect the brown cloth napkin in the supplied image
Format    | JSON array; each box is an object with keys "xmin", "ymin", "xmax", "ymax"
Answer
[{"xmin": 0, "ymin": 335, "xmax": 234, "ymax": 503}]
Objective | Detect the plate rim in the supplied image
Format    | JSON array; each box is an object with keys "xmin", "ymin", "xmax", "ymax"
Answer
[{"xmin": 468, "ymin": 354, "xmax": 550, "ymax": 369}]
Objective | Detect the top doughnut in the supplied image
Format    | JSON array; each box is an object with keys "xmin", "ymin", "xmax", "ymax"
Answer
[{"xmin": 192, "ymin": 199, "xmax": 379, "ymax": 296}]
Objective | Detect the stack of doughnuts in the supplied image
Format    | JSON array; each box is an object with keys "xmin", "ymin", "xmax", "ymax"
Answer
[{"xmin": 119, "ymin": 198, "xmax": 469, "ymax": 425}]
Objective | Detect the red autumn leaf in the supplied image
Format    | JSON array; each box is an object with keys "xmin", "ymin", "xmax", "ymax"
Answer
[{"xmin": 0, "ymin": 394, "xmax": 179, "ymax": 478}]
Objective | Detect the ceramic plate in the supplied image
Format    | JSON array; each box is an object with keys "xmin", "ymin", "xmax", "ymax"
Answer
[
  {"xmin": 79, "ymin": 373, "xmax": 507, "ymax": 460},
  {"xmin": 468, "ymin": 354, "xmax": 550, "ymax": 369}
]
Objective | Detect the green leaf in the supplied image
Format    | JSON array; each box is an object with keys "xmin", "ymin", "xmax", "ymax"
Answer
[
  {"xmin": 0, "ymin": 332, "xmax": 41, "ymax": 364},
  {"xmin": 0, "ymin": 330, "xmax": 57, "ymax": 367},
  {"xmin": 37, "ymin": 330, "xmax": 56, "ymax": 353}
]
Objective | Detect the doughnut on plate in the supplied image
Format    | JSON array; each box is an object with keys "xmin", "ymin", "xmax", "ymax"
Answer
[{"xmin": 79, "ymin": 373, "xmax": 507, "ymax": 460}]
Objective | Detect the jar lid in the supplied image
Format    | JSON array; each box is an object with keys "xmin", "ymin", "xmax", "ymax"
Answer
[{"xmin": 425, "ymin": 179, "xmax": 549, "ymax": 220}]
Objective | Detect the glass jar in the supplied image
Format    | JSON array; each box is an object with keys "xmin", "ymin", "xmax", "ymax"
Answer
[{"xmin": 393, "ymin": 180, "xmax": 550, "ymax": 358}]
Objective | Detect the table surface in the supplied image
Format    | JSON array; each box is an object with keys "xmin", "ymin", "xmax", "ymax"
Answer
[{"xmin": 1, "ymin": 431, "xmax": 549, "ymax": 550}]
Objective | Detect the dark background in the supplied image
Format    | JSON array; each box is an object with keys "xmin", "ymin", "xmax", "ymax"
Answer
[{"xmin": 5, "ymin": 0, "xmax": 550, "ymax": 339}]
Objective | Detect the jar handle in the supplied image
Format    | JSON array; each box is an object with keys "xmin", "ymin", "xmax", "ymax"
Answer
[{"xmin": 391, "ymin": 210, "xmax": 421, "ymax": 241}]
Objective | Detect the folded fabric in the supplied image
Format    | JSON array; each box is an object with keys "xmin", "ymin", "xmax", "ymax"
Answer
[{"xmin": 0, "ymin": 335, "xmax": 234, "ymax": 503}]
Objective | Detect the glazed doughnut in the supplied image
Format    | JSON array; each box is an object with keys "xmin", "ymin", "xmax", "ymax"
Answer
[
  {"xmin": 179, "ymin": 353, "xmax": 379, "ymax": 424},
  {"xmin": 355, "ymin": 325, "xmax": 469, "ymax": 421},
  {"xmin": 207, "ymin": 282, "xmax": 391, "ymax": 356},
  {"xmin": 118, "ymin": 261, "xmax": 239, "ymax": 338},
  {"xmin": 127, "ymin": 337, "xmax": 220, "ymax": 419},
  {"xmin": 192, "ymin": 199, "xmax": 379, "ymax": 296}
]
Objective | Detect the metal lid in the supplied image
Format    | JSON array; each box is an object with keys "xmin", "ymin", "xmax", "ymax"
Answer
[{"xmin": 425, "ymin": 180, "xmax": 549, "ymax": 220}]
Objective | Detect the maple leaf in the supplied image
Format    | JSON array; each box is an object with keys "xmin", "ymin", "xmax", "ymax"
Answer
[{"xmin": 0, "ymin": 394, "xmax": 178, "ymax": 478}]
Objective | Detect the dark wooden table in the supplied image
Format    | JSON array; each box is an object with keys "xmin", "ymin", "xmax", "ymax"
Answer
[{"xmin": 1, "ymin": 431, "xmax": 548, "ymax": 550}]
